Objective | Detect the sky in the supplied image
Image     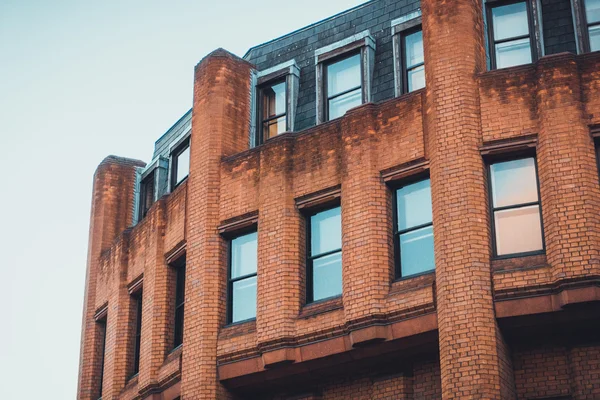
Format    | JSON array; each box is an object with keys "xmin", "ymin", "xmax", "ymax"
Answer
[{"xmin": 0, "ymin": 0, "xmax": 364, "ymax": 398}]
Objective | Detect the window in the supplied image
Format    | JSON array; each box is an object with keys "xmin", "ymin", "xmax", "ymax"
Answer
[
  {"xmin": 228, "ymin": 232, "xmax": 258, "ymax": 324},
  {"xmin": 130, "ymin": 293, "xmax": 142, "ymax": 378},
  {"xmin": 307, "ymin": 206, "xmax": 342, "ymax": 303},
  {"xmin": 171, "ymin": 138, "xmax": 190, "ymax": 190},
  {"xmin": 487, "ymin": 1, "xmax": 536, "ymax": 69},
  {"xmin": 394, "ymin": 178, "xmax": 435, "ymax": 278},
  {"xmin": 173, "ymin": 259, "xmax": 186, "ymax": 349},
  {"xmin": 259, "ymin": 80, "xmax": 287, "ymax": 143},
  {"xmin": 96, "ymin": 317, "xmax": 107, "ymax": 400},
  {"xmin": 324, "ymin": 53, "xmax": 363, "ymax": 121},
  {"xmin": 583, "ymin": 0, "xmax": 600, "ymax": 51},
  {"xmin": 489, "ymin": 156, "xmax": 544, "ymax": 257},
  {"xmin": 401, "ymin": 27, "xmax": 425, "ymax": 93},
  {"xmin": 139, "ymin": 172, "xmax": 155, "ymax": 220}
]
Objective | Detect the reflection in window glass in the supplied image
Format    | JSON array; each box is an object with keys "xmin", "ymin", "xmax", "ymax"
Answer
[
  {"xmin": 231, "ymin": 232, "xmax": 258, "ymax": 279},
  {"xmin": 586, "ymin": 0, "xmax": 600, "ymax": 51},
  {"xmin": 326, "ymin": 54, "xmax": 362, "ymax": 120},
  {"xmin": 403, "ymin": 29, "xmax": 426, "ymax": 92},
  {"xmin": 489, "ymin": 157, "xmax": 543, "ymax": 257},
  {"xmin": 229, "ymin": 232, "xmax": 258, "ymax": 323},
  {"xmin": 261, "ymin": 81, "xmax": 287, "ymax": 141},
  {"xmin": 489, "ymin": 1, "xmax": 533, "ymax": 69},
  {"xmin": 495, "ymin": 38, "xmax": 532, "ymax": 69},
  {"xmin": 175, "ymin": 146, "xmax": 190, "ymax": 185},
  {"xmin": 232, "ymin": 276, "xmax": 257, "ymax": 323},
  {"xmin": 309, "ymin": 207, "xmax": 342, "ymax": 302},
  {"xmin": 590, "ymin": 25, "xmax": 600, "ymax": 51},
  {"xmin": 396, "ymin": 179, "xmax": 433, "ymax": 231}
]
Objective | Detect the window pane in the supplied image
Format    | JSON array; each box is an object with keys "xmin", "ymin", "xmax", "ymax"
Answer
[
  {"xmin": 397, "ymin": 179, "xmax": 432, "ymax": 231},
  {"xmin": 263, "ymin": 116, "xmax": 286, "ymax": 139},
  {"xmin": 263, "ymin": 82, "xmax": 286, "ymax": 118},
  {"xmin": 175, "ymin": 146, "xmax": 190, "ymax": 185},
  {"xmin": 495, "ymin": 38, "xmax": 532, "ymax": 68},
  {"xmin": 590, "ymin": 25, "xmax": 600, "ymax": 51},
  {"xmin": 327, "ymin": 53, "xmax": 361, "ymax": 96},
  {"xmin": 404, "ymin": 30, "xmax": 424, "ymax": 69},
  {"xmin": 491, "ymin": 158, "xmax": 538, "ymax": 208},
  {"xmin": 311, "ymin": 207, "xmax": 342, "ymax": 256},
  {"xmin": 400, "ymin": 225, "xmax": 435, "ymax": 277},
  {"xmin": 492, "ymin": 2, "xmax": 529, "ymax": 41},
  {"xmin": 586, "ymin": 0, "xmax": 600, "ymax": 23},
  {"xmin": 494, "ymin": 205, "xmax": 543, "ymax": 255},
  {"xmin": 313, "ymin": 251, "xmax": 342, "ymax": 301},
  {"xmin": 232, "ymin": 276, "xmax": 257, "ymax": 323},
  {"xmin": 231, "ymin": 232, "xmax": 257, "ymax": 278},
  {"xmin": 408, "ymin": 65, "xmax": 426, "ymax": 92},
  {"xmin": 174, "ymin": 306, "xmax": 184, "ymax": 347},
  {"xmin": 328, "ymin": 88, "xmax": 362, "ymax": 120}
]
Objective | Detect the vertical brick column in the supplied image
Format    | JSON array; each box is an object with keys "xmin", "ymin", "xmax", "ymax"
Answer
[
  {"xmin": 181, "ymin": 49, "xmax": 253, "ymax": 399},
  {"xmin": 256, "ymin": 139, "xmax": 302, "ymax": 354},
  {"xmin": 78, "ymin": 156, "xmax": 144, "ymax": 400},
  {"xmin": 340, "ymin": 106, "xmax": 391, "ymax": 330},
  {"xmin": 421, "ymin": 0, "xmax": 515, "ymax": 398},
  {"xmin": 536, "ymin": 54, "xmax": 600, "ymax": 281}
]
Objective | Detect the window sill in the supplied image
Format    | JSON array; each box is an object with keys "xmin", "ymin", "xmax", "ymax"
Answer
[
  {"xmin": 492, "ymin": 253, "xmax": 548, "ymax": 273},
  {"xmin": 493, "ymin": 250, "xmax": 545, "ymax": 262},
  {"xmin": 390, "ymin": 270, "xmax": 435, "ymax": 295},
  {"xmin": 299, "ymin": 296, "xmax": 343, "ymax": 319},
  {"xmin": 167, "ymin": 344, "xmax": 183, "ymax": 360}
]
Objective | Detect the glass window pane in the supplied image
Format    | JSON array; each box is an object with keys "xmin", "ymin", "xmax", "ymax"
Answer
[
  {"xmin": 408, "ymin": 65, "xmax": 426, "ymax": 92},
  {"xmin": 232, "ymin": 276, "xmax": 257, "ymax": 322},
  {"xmin": 328, "ymin": 88, "xmax": 362, "ymax": 120},
  {"xmin": 263, "ymin": 82, "xmax": 286, "ymax": 118},
  {"xmin": 176, "ymin": 146, "xmax": 190, "ymax": 184},
  {"xmin": 495, "ymin": 38, "xmax": 532, "ymax": 68},
  {"xmin": 397, "ymin": 179, "xmax": 432, "ymax": 231},
  {"xmin": 263, "ymin": 116, "xmax": 286, "ymax": 140},
  {"xmin": 312, "ymin": 251, "xmax": 342, "ymax": 301},
  {"xmin": 400, "ymin": 225, "xmax": 435, "ymax": 277},
  {"xmin": 590, "ymin": 25, "xmax": 600, "ymax": 51},
  {"xmin": 492, "ymin": 2, "xmax": 529, "ymax": 41},
  {"xmin": 586, "ymin": 0, "xmax": 600, "ymax": 23},
  {"xmin": 404, "ymin": 30, "xmax": 424, "ymax": 69},
  {"xmin": 494, "ymin": 205, "xmax": 543, "ymax": 256},
  {"xmin": 490, "ymin": 158, "xmax": 538, "ymax": 208},
  {"xmin": 327, "ymin": 53, "xmax": 361, "ymax": 96},
  {"xmin": 311, "ymin": 207, "xmax": 342, "ymax": 256},
  {"xmin": 231, "ymin": 232, "xmax": 257, "ymax": 278}
]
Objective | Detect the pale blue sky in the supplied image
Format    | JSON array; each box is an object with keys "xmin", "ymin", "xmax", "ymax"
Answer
[{"xmin": 0, "ymin": 0, "xmax": 363, "ymax": 398}]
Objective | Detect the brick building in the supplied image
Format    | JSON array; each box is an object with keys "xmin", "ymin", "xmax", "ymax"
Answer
[{"xmin": 77, "ymin": 0, "xmax": 600, "ymax": 398}]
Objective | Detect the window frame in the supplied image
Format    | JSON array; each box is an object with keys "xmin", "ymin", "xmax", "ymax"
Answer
[
  {"xmin": 322, "ymin": 50, "xmax": 364, "ymax": 122},
  {"xmin": 399, "ymin": 25, "xmax": 425, "ymax": 94},
  {"xmin": 129, "ymin": 291, "xmax": 142, "ymax": 379},
  {"xmin": 580, "ymin": 0, "xmax": 600, "ymax": 52},
  {"xmin": 139, "ymin": 171, "xmax": 155, "ymax": 221},
  {"xmin": 170, "ymin": 137, "xmax": 190, "ymax": 191},
  {"xmin": 172, "ymin": 257, "xmax": 186, "ymax": 350},
  {"xmin": 486, "ymin": 0, "xmax": 538, "ymax": 70},
  {"xmin": 256, "ymin": 78, "xmax": 288, "ymax": 145},
  {"xmin": 391, "ymin": 173, "xmax": 435, "ymax": 280},
  {"xmin": 487, "ymin": 153, "xmax": 546, "ymax": 259},
  {"xmin": 226, "ymin": 228, "xmax": 258, "ymax": 325},
  {"xmin": 305, "ymin": 204, "xmax": 343, "ymax": 304},
  {"xmin": 96, "ymin": 316, "xmax": 107, "ymax": 400}
]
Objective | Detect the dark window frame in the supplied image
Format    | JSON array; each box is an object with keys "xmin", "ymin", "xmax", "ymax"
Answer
[
  {"xmin": 96, "ymin": 317, "xmax": 107, "ymax": 400},
  {"xmin": 172, "ymin": 257, "xmax": 186, "ymax": 350},
  {"xmin": 399, "ymin": 25, "xmax": 425, "ymax": 94},
  {"xmin": 322, "ymin": 50, "xmax": 364, "ymax": 122},
  {"xmin": 391, "ymin": 173, "xmax": 435, "ymax": 280},
  {"xmin": 170, "ymin": 137, "xmax": 190, "ymax": 191},
  {"xmin": 226, "ymin": 227, "xmax": 258, "ymax": 325},
  {"xmin": 139, "ymin": 171, "xmax": 155, "ymax": 221},
  {"xmin": 580, "ymin": 0, "xmax": 600, "ymax": 52},
  {"xmin": 486, "ymin": 0, "xmax": 538, "ymax": 69},
  {"xmin": 305, "ymin": 204, "xmax": 343, "ymax": 304},
  {"xmin": 129, "ymin": 291, "xmax": 142, "ymax": 379},
  {"xmin": 486, "ymin": 152, "xmax": 546, "ymax": 259},
  {"xmin": 256, "ymin": 78, "xmax": 288, "ymax": 146}
]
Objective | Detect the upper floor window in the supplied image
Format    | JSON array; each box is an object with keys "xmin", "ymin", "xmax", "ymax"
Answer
[
  {"xmin": 172, "ymin": 258, "xmax": 186, "ymax": 349},
  {"xmin": 394, "ymin": 178, "xmax": 435, "ymax": 278},
  {"xmin": 259, "ymin": 80, "xmax": 287, "ymax": 142},
  {"xmin": 130, "ymin": 292, "xmax": 142, "ymax": 378},
  {"xmin": 95, "ymin": 316, "xmax": 107, "ymax": 400},
  {"xmin": 307, "ymin": 206, "xmax": 342, "ymax": 303},
  {"xmin": 324, "ymin": 53, "xmax": 363, "ymax": 121},
  {"xmin": 139, "ymin": 172, "xmax": 155, "ymax": 220},
  {"xmin": 489, "ymin": 156, "xmax": 544, "ymax": 257},
  {"xmin": 584, "ymin": 0, "xmax": 600, "ymax": 51},
  {"xmin": 228, "ymin": 232, "xmax": 258, "ymax": 324},
  {"xmin": 401, "ymin": 28, "xmax": 425, "ymax": 93},
  {"xmin": 487, "ymin": 1, "xmax": 536, "ymax": 69},
  {"xmin": 171, "ymin": 138, "xmax": 190, "ymax": 190}
]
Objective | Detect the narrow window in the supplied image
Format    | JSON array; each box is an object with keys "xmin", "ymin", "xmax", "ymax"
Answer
[
  {"xmin": 139, "ymin": 172, "xmax": 155, "ymax": 220},
  {"xmin": 324, "ymin": 53, "xmax": 363, "ymax": 121},
  {"xmin": 487, "ymin": 1, "xmax": 535, "ymax": 69},
  {"xmin": 489, "ymin": 157, "xmax": 544, "ymax": 257},
  {"xmin": 228, "ymin": 232, "xmax": 258, "ymax": 324},
  {"xmin": 401, "ymin": 28, "xmax": 425, "ymax": 93},
  {"xmin": 394, "ymin": 178, "xmax": 435, "ymax": 278},
  {"xmin": 259, "ymin": 80, "xmax": 287, "ymax": 143},
  {"xmin": 130, "ymin": 293, "xmax": 142, "ymax": 378},
  {"xmin": 307, "ymin": 206, "xmax": 342, "ymax": 303},
  {"xmin": 96, "ymin": 317, "xmax": 107, "ymax": 400},
  {"xmin": 171, "ymin": 138, "xmax": 190, "ymax": 190},
  {"xmin": 173, "ymin": 260, "xmax": 186, "ymax": 349},
  {"xmin": 584, "ymin": 0, "xmax": 600, "ymax": 51}
]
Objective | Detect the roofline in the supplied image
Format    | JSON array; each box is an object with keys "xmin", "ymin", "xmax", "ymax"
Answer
[
  {"xmin": 153, "ymin": 108, "xmax": 193, "ymax": 146},
  {"xmin": 242, "ymin": 0, "xmax": 374, "ymax": 59}
]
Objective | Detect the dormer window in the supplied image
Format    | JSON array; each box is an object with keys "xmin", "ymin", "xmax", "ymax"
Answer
[
  {"xmin": 139, "ymin": 171, "xmax": 155, "ymax": 220},
  {"xmin": 584, "ymin": 0, "xmax": 600, "ymax": 51},
  {"xmin": 259, "ymin": 80, "xmax": 287, "ymax": 142},
  {"xmin": 324, "ymin": 53, "xmax": 362, "ymax": 120},
  {"xmin": 392, "ymin": 10, "xmax": 426, "ymax": 95},
  {"xmin": 170, "ymin": 137, "xmax": 190, "ymax": 190}
]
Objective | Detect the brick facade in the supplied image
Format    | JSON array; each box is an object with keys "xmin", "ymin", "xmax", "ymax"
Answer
[{"xmin": 78, "ymin": 1, "xmax": 600, "ymax": 399}]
